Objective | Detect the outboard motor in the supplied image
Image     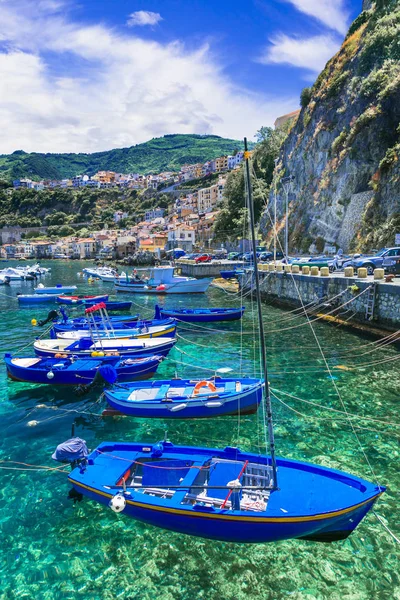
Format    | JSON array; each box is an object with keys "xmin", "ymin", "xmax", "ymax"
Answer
[
  {"xmin": 38, "ymin": 309, "xmax": 59, "ymax": 327},
  {"xmin": 73, "ymin": 364, "xmax": 118, "ymax": 397},
  {"xmin": 52, "ymin": 437, "xmax": 88, "ymax": 468},
  {"xmin": 52, "ymin": 437, "xmax": 89, "ymax": 503}
]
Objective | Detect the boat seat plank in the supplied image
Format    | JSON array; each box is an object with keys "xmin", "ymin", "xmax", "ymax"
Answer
[{"xmin": 155, "ymin": 384, "xmax": 171, "ymax": 399}]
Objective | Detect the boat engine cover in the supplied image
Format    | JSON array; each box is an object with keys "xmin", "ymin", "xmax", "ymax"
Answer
[{"xmin": 52, "ymin": 437, "xmax": 88, "ymax": 463}]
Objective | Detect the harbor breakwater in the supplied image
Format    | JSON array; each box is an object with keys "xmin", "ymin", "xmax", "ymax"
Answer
[{"xmin": 240, "ymin": 270, "xmax": 400, "ymax": 332}]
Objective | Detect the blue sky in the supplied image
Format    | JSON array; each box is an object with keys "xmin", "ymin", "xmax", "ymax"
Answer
[{"xmin": 0, "ymin": 0, "xmax": 362, "ymax": 153}]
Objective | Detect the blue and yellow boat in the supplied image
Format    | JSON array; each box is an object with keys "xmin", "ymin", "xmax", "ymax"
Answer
[{"xmin": 55, "ymin": 438, "xmax": 384, "ymax": 543}]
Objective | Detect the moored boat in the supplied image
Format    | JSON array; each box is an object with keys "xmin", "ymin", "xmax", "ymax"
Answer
[
  {"xmin": 104, "ymin": 377, "xmax": 262, "ymax": 418},
  {"xmin": 34, "ymin": 336, "xmax": 177, "ymax": 358},
  {"xmin": 4, "ymin": 353, "xmax": 163, "ymax": 385},
  {"xmin": 57, "ymin": 294, "xmax": 109, "ymax": 305},
  {"xmin": 58, "ymin": 439, "xmax": 384, "ymax": 543},
  {"xmin": 115, "ymin": 267, "xmax": 212, "ymax": 294},
  {"xmin": 54, "ymin": 322, "xmax": 177, "ymax": 340},
  {"xmin": 17, "ymin": 294, "xmax": 61, "ymax": 304},
  {"xmin": 35, "ymin": 284, "xmax": 78, "ymax": 294},
  {"xmin": 156, "ymin": 305, "xmax": 245, "ymax": 323}
]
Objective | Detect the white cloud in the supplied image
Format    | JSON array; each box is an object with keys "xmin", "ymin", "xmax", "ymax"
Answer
[
  {"xmin": 283, "ymin": 0, "xmax": 350, "ymax": 35},
  {"xmin": 258, "ymin": 34, "xmax": 341, "ymax": 74},
  {"xmin": 127, "ymin": 10, "xmax": 163, "ymax": 27},
  {"xmin": 0, "ymin": 0, "xmax": 296, "ymax": 153}
]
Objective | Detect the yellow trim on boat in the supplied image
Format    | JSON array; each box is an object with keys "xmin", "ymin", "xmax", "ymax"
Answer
[{"xmin": 70, "ymin": 480, "xmax": 383, "ymax": 523}]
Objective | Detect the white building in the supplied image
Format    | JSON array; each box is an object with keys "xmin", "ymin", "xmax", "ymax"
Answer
[{"xmin": 167, "ymin": 225, "xmax": 195, "ymax": 252}]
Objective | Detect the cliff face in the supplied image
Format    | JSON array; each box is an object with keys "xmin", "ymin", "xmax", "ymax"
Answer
[{"xmin": 265, "ymin": 1, "xmax": 400, "ymax": 252}]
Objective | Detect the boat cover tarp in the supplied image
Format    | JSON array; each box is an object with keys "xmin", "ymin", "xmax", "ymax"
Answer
[{"xmin": 52, "ymin": 437, "xmax": 88, "ymax": 462}]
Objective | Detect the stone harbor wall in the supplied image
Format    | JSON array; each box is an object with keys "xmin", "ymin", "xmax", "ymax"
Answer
[{"xmin": 240, "ymin": 271, "xmax": 400, "ymax": 330}]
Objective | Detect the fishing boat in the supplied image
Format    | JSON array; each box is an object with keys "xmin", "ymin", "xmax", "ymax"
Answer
[
  {"xmin": 34, "ymin": 284, "xmax": 78, "ymax": 294},
  {"xmin": 54, "ymin": 322, "xmax": 176, "ymax": 340},
  {"xmin": 57, "ymin": 294, "xmax": 109, "ymax": 305},
  {"xmin": 104, "ymin": 377, "xmax": 262, "ymax": 418},
  {"xmin": 17, "ymin": 294, "xmax": 62, "ymax": 304},
  {"xmin": 34, "ymin": 336, "xmax": 177, "ymax": 358},
  {"xmin": 4, "ymin": 354, "xmax": 163, "ymax": 385},
  {"xmin": 55, "ymin": 140, "xmax": 385, "ymax": 544},
  {"xmin": 156, "ymin": 305, "xmax": 245, "ymax": 323},
  {"xmin": 115, "ymin": 267, "xmax": 212, "ymax": 294}
]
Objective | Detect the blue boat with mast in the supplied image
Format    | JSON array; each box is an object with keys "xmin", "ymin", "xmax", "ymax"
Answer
[{"xmin": 54, "ymin": 140, "xmax": 385, "ymax": 543}]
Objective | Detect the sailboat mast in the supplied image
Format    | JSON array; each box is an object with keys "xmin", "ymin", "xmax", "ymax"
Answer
[{"xmin": 243, "ymin": 138, "xmax": 278, "ymax": 489}]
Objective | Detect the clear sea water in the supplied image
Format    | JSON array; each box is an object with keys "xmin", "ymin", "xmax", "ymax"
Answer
[{"xmin": 0, "ymin": 260, "xmax": 398, "ymax": 600}]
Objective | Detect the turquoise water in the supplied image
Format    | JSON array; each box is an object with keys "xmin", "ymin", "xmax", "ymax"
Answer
[{"xmin": 0, "ymin": 261, "xmax": 398, "ymax": 599}]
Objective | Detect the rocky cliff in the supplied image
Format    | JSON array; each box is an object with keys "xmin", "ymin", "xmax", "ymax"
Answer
[{"xmin": 264, "ymin": 0, "xmax": 400, "ymax": 252}]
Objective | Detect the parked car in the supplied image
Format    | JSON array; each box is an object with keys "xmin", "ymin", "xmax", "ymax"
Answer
[
  {"xmin": 195, "ymin": 253, "xmax": 212, "ymax": 263},
  {"xmin": 228, "ymin": 252, "xmax": 241, "ymax": 260},
  {"xmin": 259, "ymin": 251, "xmax": 273, "ymax": 262},
  {"xmin": 344, "ymin": 247, "xmax": 400, "ymax": 274}
]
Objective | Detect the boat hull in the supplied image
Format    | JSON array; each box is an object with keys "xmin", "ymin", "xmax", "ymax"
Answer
[
  {"xmin": 34, "ymin": 337, "xmax": 177, "ymax": 358},
  {"xmin": 68, "ymin": 442, "xmax": 385, "ymax": 544},
  {"xmin": 35, "ymin": 286, "xmax": 78, "ymax": 294},
  {"xmin": 57, "ymin": 295, "xmax": 109, "ymax": 305},
  {"xmin": 4, "ymin": 355, "xmax": 162, "ymax": 385},
  {"xmin": 17, "ymin": 294, "xmax": 58, "ymax": 304},
  {"xmin": 159, "ymin": 307, "xmax": 245, "ymax": 322}
]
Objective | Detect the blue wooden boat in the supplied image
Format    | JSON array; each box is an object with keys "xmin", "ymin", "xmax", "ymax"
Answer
[
  {"xmin": 156, "ymin": 305, "xmax": 245, "ymax": 323},
  {"xmin": 54, "ymin": 438, "xmax": 384, "ymax": 543},
  {"xmin": 104, "ymin": 377, "xmax": 262, "ymax": 418},
  {"xmin": 34, "ymin": 285, "xmax": 78, "ymax": 294},
  {"xmin": 4, "ymin": 354, "xmax": 162, "ymax": 385},
  {"xmin": 57, "ymin": 295, "xmax": 109, "ymax": 305},
  {"xmin": 53, "ymin": 322, "xmax": 177, "ymax": 340},
  {"xmin": 52, "ymin": 317, "xmax": 174, "ymax": 334},
  {"xmin": 33, "ymin": 336, "xmax": 177, "ymax": 358},
  {"xmin": 17, "ymin": 294, "xmax": 60, "ymax": 304}
]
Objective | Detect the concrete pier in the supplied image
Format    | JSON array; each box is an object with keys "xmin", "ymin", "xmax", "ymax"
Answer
[{"xmin": 240, "ymin": 270, "xmax": 400, "ymax": 331}]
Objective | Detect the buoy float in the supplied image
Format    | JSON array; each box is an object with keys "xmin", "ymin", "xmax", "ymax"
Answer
[
  {"xmin": 109, "ymin": 493, "xmax": 126, "ymax": 513},
  {"xmin": 31, "ymin": 319, "xmax": 37, "ymax": 326},
  {"xmin": 27, "ymin": 420, "xmax": 39, "ymax": 427},
  {"xmin": 47, "ymin": 371, "xmax": 55, "ymax": 380}
]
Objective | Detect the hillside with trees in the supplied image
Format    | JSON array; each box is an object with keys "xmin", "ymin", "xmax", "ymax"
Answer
[{"xmin": 0, "ymin": 135, "xmax": 246, "ymax": 181}]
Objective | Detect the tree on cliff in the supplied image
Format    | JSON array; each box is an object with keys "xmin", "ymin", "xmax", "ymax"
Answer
[{"xmin": 213, "ymin": 126, "xmax": 289, "ymax": 241}]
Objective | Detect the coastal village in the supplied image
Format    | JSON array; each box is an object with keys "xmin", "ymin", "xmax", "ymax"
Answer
[{"xmin": 3, "ymin": 151, "xmax": 249, "ymax": 260}]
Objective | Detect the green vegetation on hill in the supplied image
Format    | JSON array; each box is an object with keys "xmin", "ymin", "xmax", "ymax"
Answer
[
  {"xmin": 0, "ymin": 187, "xmax": 172, "ymax": 232},
  {"xmin": 0, "ymin": 134, "xmax": 246, "ymax": 181}
]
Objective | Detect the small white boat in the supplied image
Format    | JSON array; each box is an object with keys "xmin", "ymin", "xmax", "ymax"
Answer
[
  {"xmin": 34, "ymin": 284, "xmax": 78, "ymax": 294},
  {"xmin": 115, "ymin": 267, "xmax": 212, "ymax": 294},
  {"xmin": 100, "ymin": 271, "xmax": 126, "ymax": 282},
  {"xmin": 55, "ymin": 323, "xmax": 175, "ymax": 340}
]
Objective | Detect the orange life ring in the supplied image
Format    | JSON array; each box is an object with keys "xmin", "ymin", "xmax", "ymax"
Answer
[{"xmin": 193, "ymin": 380, "xmax": 217, "ymax": 395}]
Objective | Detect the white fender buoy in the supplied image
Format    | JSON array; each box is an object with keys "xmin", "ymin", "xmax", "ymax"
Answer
[
  {"xmin": 109, "ymin": 493, "xmax": 126, "ymax": 513},
  {"xmin": 47, "ymin": 371, "xmax": 55, "ymax": 380}
]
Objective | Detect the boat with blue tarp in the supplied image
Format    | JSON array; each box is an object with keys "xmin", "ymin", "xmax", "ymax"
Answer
[
  {"xmin": 156, "ymin": 305, "xmax": 245, "ymax": 323},
  {"xmin": 4, "ymin": 354, "xmax": 163, "ymax": 385},
  {"xmin": 34, "ymin": 284, "xmax": 78, "ymax": 294},
  {"xmin": 104, "ymin": 377, "xmax": 262, "ymax": 418}
]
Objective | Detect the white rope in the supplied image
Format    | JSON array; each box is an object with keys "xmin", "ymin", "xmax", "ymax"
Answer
[
  {"xmin": 373, "ymin": 512, "xmax": 400, "ymax": 545},
  {"xmin": 250, "ymin": 162, "xmax": 382, "ymax": 487}
]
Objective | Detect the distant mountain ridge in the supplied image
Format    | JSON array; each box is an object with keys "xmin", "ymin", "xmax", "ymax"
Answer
[{"xmin": 0, "ymin": 134, "xmax": 246, "ymax": 181}]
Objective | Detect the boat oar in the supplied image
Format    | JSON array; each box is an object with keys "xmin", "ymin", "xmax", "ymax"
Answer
[{"xmin": 221, "ymin": 460, "xmax": 248, "ymax": 509}]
